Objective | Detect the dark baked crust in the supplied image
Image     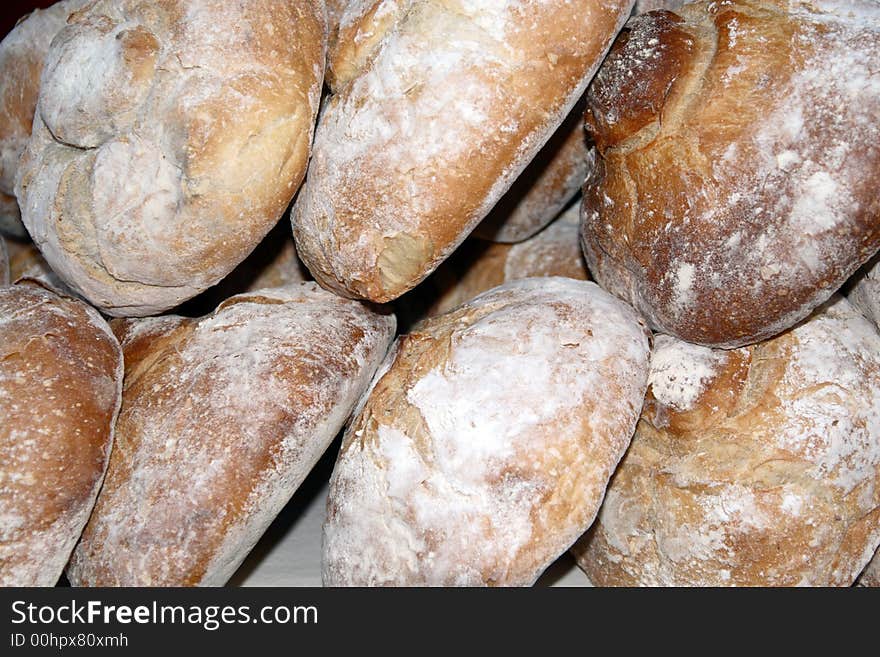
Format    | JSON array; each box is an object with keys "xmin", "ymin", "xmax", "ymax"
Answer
[{"xmin": 581, "ymin": 1, "xmax": 880, "ymax": 347}]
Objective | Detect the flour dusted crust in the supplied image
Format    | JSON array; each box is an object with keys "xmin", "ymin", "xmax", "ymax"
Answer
[
  {"xmin": 14, "ymin": 0, "xmax": 326, "ymax": 317},
  {"xmin": 581, "ymin": 1, "xmax": 880, "ymax": 348},
  {"xmin": 847, "ymin": 255, "xmax": 880, "ymax": 330},
  {"xmin": 67, "ymin": 284, "xmax": 395, "ymax": 586},
  {"xmin": 293, "ymin": 0, "xmax": 634, "ymax": 303},
  {"xmin": 0, "ymin": 0, "xmax": 89, "ymax": 239},
  {"xmin": 427, "ymin": 204, "xmax": 588, "ymax": 317},
  {"xmin": 323, "ymin": 278, "xmax": 651, "ymax": 586},
  {"xmin": 0, "ymin": 281, "xmax": 122, "ymax": 586},
  {"xmin": 573, "ymin": 297, "xmax": 880, "ymax": 586},
  {"xmin": 474, "ymin": 98, "xmax": 593, "ymax": 243}
]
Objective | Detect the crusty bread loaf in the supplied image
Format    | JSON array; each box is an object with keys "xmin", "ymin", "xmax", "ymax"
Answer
[
  {"xmin": 67, "ymin": 284, "xmax": 395, "ymax": 586},
  {"xmin": 15, "ymin": 0, "xmax": 326, "ymax": 317},
  {"xmin": 573, "ymin": 297, "xmax": 880, "ymax": 586},
  {"xmin": 859, "ymin": 549, "xmax": 880, "ymax": 587},
  {"xmin": 293, "ymin": 0, "xmax": 634, "ymax": 303},
  {"xmin": 580, "ymin": 1, "xmax": 880, "ymax": 348},
  {"xmin": 0, "ymin": 280, "xmax": 122, "ymax": 586},
  {"xmin": 427, "ymin": 204, "xmax": 588, "ymax": 317},
  {"xmin": 0, "ymin": 0, "xmax": 89, "ymax": 239},
  {"xmin": 847, "ymin": 255, "xmax": 879, "ymax": 330},
  {"xmin": 473, "ymin": 98, "xmax": 593, "ymax": 243},
  {"xmin": 323, "ymin": 278, "xmax": 650, "ymax": 586},
  {"xmin": 329, "ymin": 3, "xmax": 593, "ymax": 246}
]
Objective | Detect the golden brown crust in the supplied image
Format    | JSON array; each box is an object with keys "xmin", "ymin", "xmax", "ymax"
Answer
[
  {"xmin": 15, "ymin": 0, "xmax": 327, "ymax": 316},
  {"xmin": 293, "ymin": 0, "xmax": 634, "ymax": 303},
  {"xmin": 573, "ymin": 298, "xmax": 880, "ymax": 586},
  {"xmin": 0, "ymin": 280, "xmax": 122, "ymax": 586},
  {"xmin": 67, "ymin": 284, "xmax": 395, "ymax": 586},
  {"xmin": 323, "ymin": 278, "xmax": 650, "ymax": 586},
  {"xmin": 581, "ymin": 1, "xmax": 880, "ymax": 348}
]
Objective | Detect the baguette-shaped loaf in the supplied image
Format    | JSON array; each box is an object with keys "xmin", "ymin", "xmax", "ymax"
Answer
[
  {"xmin": 0, "ymin": 0, "xmax": 89, "ymax": 238},
  {"xmin": 427, "ymin": 204, "xmax": 588, "ymax": 317},
  {"xmin": 15, "ymin": 0, "xmax": 326, "ymax": 316},
  {"xmin": 293, "ymin": 0, "xmax": 634, "ymax": 303},
  {"xmin": 67, "ymin": 284, "xmax": 395, "ymax": 586},
  {"xmin": 581, "ymin": 1, "xmax": 880, "ymax": 348},
  {"xmin": 847, "ymin": 255, "xmax": 879, "ymax": 330},
  {"xmin": 573, "ymin": 297, "xmax": 880, "ymax": 586},
  {"xmin": 0, "ymin": 281, "xmax": 122, "ymax": 586},
  {"xmin": 323, "ymin": 278, "xmax": 650, "ymax": 586}
]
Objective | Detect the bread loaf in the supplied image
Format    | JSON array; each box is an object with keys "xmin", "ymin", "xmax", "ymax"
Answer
[
  {"xmin": 580, "ymin": 1, "xmax": 880, "ymax": 348},
  {"xmin": 323, "ymin": 278, "xmax": 650, "ymax": 586},
  {"xmin": 0, "ymin": 280, "xmax": 122, "ymax": 586},
  {"xmin": 67, "ymin": 284, "xmax": 395, "ymax": 586},
  {"xmin": 293, "ymin": 0, "xmax": 634, "ymax": 303},
  {"xmin": 15, "ymin": 0, "xmax": 326, "ymax": 316},
  {"xmin": 473, "ymin": 98, "xmax": 593, "ymax": 243},
  {"xmin": 0, "ymin": 0, "xmax": 88, "ymax": 239},
  {"xmin": 573, "ymin": 297, "xmax": 880, "ymax": 586},
  {"xmin": 847, "ymin": 255, "xmax": 879, "ymax": 330},
  {"xmin": 427, "ymin": 204, "xmax": 588, "ymax": 317}
]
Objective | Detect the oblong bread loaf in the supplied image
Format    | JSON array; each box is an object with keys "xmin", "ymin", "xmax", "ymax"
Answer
[
  {"xmin": 67, "ymin": 283, "xmax": 396, "ymax": 586},
  {"xmin": 293, "ymin": 0, "xmax": 634, "ymax": 302}
]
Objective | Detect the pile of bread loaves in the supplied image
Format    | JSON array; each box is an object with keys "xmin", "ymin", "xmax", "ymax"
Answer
[{"xmin": 1, "ymin": 0, "xmax": 878, "ymax": 587}]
